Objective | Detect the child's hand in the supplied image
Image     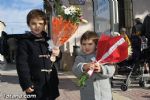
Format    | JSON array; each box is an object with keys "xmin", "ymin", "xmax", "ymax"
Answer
[
  {"xmin": 51, "ymin": 47, "xmax": 60, "ymax": 57},
  {"xmin": 25, "ymin": 86, "xmax": 34, "ymax": 93},
  {"xmin": 83, "ymin": 62, "xmax": 95, "ymax": 71},
  {"xmin": 50, "ymin": 47, "xmax": 60, "ymax": 62},
  {"xmin": 93, "ymin": 62, "xmax": 102, "ymax": 73}
]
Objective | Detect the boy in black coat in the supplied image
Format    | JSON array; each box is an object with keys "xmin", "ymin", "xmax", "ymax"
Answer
[{"xmin": 16, "ymin": 9, "xmax": 61, "ymax": 100}]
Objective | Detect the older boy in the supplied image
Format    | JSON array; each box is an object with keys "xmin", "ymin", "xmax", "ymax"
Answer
[{"xmin": 16, "ymin": 9, "xmax": 61, "ymax": 100}]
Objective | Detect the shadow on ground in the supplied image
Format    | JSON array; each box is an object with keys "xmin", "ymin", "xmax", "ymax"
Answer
[
  {"xmin": 58, "ymin": 73, "xmax": 80, "ymax": 91},
  {"xmin": 142, "ymin": 95, "xmax": 150, "ymax": 99},
  {"xmin": 0, "ymin": 63, "xmax": 16, "ymax": 71},
  {"xmin": 0, "ymin": 75, "xmax": 19, "ymax": 84}
]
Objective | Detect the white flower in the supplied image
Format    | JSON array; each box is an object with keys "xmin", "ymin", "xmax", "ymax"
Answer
[
  {"xmin": 61, "ymin": 5, "xmax": 66, "ymax": 9},
  {"xmin": 111, "ymin": 32, "xmax": 120, "ymax": 37},
  {"xmin": 56, "ymin": 4, "xmax": 87, "ymax": 24},
  {"xmin": 69, "ymin": 6, "xmax": 76, "ymax": 14},
  {"xmin": 64, "ymin": 8, "xmax": 71, "ymax": 15}
]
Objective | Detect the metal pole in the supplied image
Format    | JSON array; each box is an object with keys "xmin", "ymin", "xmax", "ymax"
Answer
[{"xmin": 43, "ymin": 0, "xmax": 52, "ymax": 39}]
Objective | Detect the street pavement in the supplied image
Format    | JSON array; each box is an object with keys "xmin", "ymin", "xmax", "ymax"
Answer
[{"xmin": 0, "ymin": 63, "xmax": 150, "ymax": 100}]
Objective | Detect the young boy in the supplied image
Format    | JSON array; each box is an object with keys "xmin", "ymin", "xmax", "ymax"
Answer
[
  {"xmin": 72, "ymin": 31, "xmax": 115, "ymax": 100},
  {"xmin": 16, "ymin": 9, "xmax": 61, "ymax": 100}
]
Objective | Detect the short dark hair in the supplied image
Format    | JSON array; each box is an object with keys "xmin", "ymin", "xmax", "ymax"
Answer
[
  {"xmin": 80, "ymin": 31, "xmax": 99, "ymax": 45},
  {"xmin": 135, "ymin": 18, "xmax": 142, "ymax": 24},
  {"xmin": 27, "ymin": 9, "xmax": 47, "ymax": 25}
]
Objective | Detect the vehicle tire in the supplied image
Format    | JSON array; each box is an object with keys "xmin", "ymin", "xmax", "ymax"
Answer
[
  {"xmin": 139, "ymin": 80, "xmax": 145, "ymax": 87},
  {"xmin": 120, "ymin": 84, "xmax": 128, "ymax": 91}
]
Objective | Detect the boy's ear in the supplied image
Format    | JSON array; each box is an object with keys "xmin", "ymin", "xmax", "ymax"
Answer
[
  {"xmin": 45, "ymin": 20, "xmax": 48, "ymax": 25},
  {"xmin": 44, "ymin": 25, "xmax": 48, "ymax": 31}
]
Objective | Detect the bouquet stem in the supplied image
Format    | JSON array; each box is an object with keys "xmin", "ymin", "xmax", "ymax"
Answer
[
  {"xmin": 79, "ymin": 73, "xmax": 89, "ymax": 87},
  {"xmin": 79, "ymin": 69, "xmax": 94, "ymax": 87}
]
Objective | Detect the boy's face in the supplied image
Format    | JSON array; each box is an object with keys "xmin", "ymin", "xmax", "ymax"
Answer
[
  {"xmin": 28, "ymin": 18, "xmax": 45, "ymax": 36},
  {"xmin": 81, "ymin": 39, "xmax": 96, "ymax": 55}
]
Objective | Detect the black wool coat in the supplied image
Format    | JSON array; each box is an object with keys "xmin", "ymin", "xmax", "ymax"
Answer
[{"xmin": 16, "ymin": 32, "xmax": 61, "ymax": 99}]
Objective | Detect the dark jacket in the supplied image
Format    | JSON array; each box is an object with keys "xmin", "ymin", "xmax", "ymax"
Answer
[
  {"xmin": 142, "ymin": 14, "xmax": 150, "ymax": 38},
  {"xmin": 142, "ymin": 14, "xmax": 150, "ymax": 47},
  {"xmin": 130, "ymin": 34, "xmax": 141, "ymax": 61},
  {"xmin": 16, "ymin": 31, "xmax": 61, "ymax": 99}
]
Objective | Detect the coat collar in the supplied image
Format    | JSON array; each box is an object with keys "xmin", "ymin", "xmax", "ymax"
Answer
[
  {"xmin": 80, "ymin": 51, "xmax": 96, "ymax": 58},
  {"xmin": 25, "ymin": 31, "xmax": 50, "ymax": 42}
]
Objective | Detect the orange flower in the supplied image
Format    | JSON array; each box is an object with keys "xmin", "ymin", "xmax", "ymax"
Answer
[{"xmin": 52, "ymin": 17, "xmax": 78, "ymax": 46}]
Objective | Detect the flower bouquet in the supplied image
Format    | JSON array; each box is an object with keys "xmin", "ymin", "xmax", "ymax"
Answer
[
  {"xmin": 51, "ymin": 5, "xmax": 88, "ymax": 47},
  {"xmin": 47, "ymin": 5, "xmax": 87, "ymax": 61},
  {"xmin": 79, "ymin": 34, "xmax": 132, "ymax": 87}
]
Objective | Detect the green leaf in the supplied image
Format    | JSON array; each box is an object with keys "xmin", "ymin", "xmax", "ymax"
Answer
[{"xmin": 78, "ymin": 73, "xmax": 89, "ymax": 87}]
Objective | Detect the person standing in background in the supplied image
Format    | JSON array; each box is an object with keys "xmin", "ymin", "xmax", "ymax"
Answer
[
  {"xmin": 130, "ymin": 18, "xmax": 142, "ymax": 63},
  {"xmin": 142, "ymin": 14, "xmax": 150, "ymax": 47},
  {"xmin": 7, "ymin": 38, "xmax": 17, "ymax": 63},
  {"xmin": 132, "ymin": 18, "xmax": 143, "ymax": 36},
  {"xmin": 0, "ymin": 21, "xmax": 7, "ymax": 64}
]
